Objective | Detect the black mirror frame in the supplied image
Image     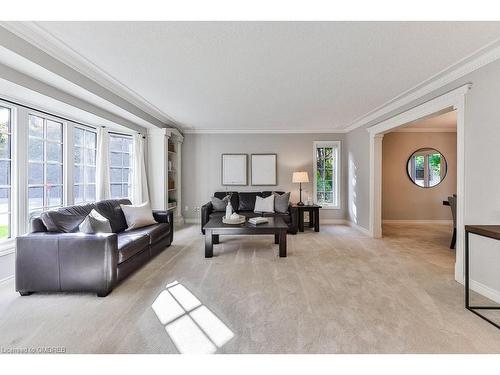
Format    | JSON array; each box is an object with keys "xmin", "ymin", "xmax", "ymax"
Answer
[{"xmin": 406, "ymin": 148, "xmax": 448, "ymax": 189}]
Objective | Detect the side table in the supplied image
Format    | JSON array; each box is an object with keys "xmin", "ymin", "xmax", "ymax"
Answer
[
  {"xmin": 291, "ymin": 204, "xmax": 322, "ymax": 232},
  {"xmin": 464, "ymin": 225, "xmax": 500, "ymax": 330}
]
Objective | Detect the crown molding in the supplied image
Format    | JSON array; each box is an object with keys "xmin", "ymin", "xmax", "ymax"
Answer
[
  {"xmin": 0, "ymin": 21, "xmax": 180, "ymax": 129},
  {"xmin": 345, "ymin": 38, "xmax": 500, "ymax": 133},
  {"xmin": 183, "ymin": 128, "xmax": 348, "ymax": 134}
]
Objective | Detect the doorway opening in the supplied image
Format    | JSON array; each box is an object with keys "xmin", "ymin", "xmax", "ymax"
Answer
[
  {"xmin": 368, "ymin": 84, "xmax": 470, "ymax": 284},
  {"xmin": 381, "ymin": 109, "xmax": 457, "ymax": 268}
]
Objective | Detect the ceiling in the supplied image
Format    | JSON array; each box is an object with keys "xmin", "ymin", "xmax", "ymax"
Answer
[
  {"xmin": 396, "ymin": 110, "xmax": 457, "ymax": 132},
  {"xmin": 18, "ymin": 22, "xmax": 500, "ymax": 131}
]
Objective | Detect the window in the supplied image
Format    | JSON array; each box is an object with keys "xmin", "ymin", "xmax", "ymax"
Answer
[
  {"xmin": 74, "ymin": 127, "xmax": 97, "ymax": 203},
  {"xmin": 407, "ymin": 148, "xmax": 447, "ymax": 188},
  {"xmin": 0, "ymin": 106, "xmax": 12, "ymax": 240},
  {"xmin": 109, "ymin": 134, "xmax": 133, "ymax": 199},
  {"xmin": 313, "ymin": 141, "xmax": 340, "ymax": 208},
  {"xmin": 28, "ymin": 114, "xmax": 64, "ymax": 216}
]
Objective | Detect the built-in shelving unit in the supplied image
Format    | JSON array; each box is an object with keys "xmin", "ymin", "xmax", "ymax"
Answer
[{"xmin": 146, "ymin": 128, "xmax": 184, "ymax": 225}]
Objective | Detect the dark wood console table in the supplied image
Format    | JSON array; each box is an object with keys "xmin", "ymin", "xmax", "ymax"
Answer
[
  {"xmin": 464, "ymin": 225, "xmax": 500, "ymax": 329},
  {"xmin": 292, "ymin": 204, "xmax": 322, "ymax": 232}
]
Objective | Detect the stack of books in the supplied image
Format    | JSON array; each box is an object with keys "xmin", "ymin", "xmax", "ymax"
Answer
[{"xmin": 248, "ymin": 217, "xmax": 269, "ymax": 225}]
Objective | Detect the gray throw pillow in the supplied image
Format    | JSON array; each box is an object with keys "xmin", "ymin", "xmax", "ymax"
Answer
[
  {"xmin": 79, "ymin": 209, "xmax": 113, "ymax": 234},
  {"xmin": 273, "ymin": 192, "xmax": 290, "ymax": 213},
  {"xmin": 211, "ymin": 195, "xmax": 230, "ymax": 211}
]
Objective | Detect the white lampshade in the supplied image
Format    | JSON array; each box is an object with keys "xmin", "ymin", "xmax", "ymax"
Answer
[{"xmin": 292, "ymin": 171, "xmax": 309, "ymax": 183}]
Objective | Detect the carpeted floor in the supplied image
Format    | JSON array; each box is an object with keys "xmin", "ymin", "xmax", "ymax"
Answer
[{"xmin": 0, "ymin": 223, "xmax": 499, "ymax": 354}]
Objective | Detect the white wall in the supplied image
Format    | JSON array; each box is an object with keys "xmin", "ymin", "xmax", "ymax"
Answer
[
  {"xmin": 182, "ymin": 133, "xmax": 347, "ymax": 222},
  {"xmin": 345, "ymin": 57, "xmax": 500, "ymax": 300}
]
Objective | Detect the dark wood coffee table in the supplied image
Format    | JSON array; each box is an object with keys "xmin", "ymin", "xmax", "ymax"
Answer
[{"xmin": 203, "ymin": 216, "xmax": 288, "ymax": 258}]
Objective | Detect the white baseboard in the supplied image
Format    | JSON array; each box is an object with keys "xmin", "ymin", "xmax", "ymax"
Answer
[
  {"xmin": 382, "ymin": 219, "xmax": 453, "ymax": 225},
  {"xmin": 348, "ymin": 221, "xmax": 371, "ymax": 236},
  {"xmin": 470, "ymin": 279, "xmax": 500, "ymax": 304},
  {"xmin": 320, "ymin": 219, "xmax": 348, "ymax": 224},
  {"xmin": 0, "ymin": 274, "xmax": 14, "ymax": 284}
]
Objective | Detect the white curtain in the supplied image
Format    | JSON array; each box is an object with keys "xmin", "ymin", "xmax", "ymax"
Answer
[
  {"xmin": 132, "ymin": 133, "xmax": 149, "ymax": 205},
  {"xmin": 96, "ymin": 127, "xmax": 110, "ymax": 201}
]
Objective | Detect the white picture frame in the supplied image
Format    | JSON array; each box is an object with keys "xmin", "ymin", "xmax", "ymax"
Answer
[
  {"xmin": 251, "ymin": 154, "xmax": 277, "ymax": 186},
  {"xmin": 221, "ymin": 154, "xmax": 247, "ymax": 185}
]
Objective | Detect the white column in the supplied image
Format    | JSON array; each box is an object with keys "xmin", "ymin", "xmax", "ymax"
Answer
[{"xmin": 369, "ymin": 133, "xmax": 384, "ymax": 238}]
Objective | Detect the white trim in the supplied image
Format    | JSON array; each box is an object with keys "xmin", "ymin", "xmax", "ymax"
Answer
[
  {"xmin": 367, "ymin": 85, "xmax": 470, "ymax": 136},
  {"xmin": 368, "ymin": 84, "xmax": 470, "ymax": 287},
  {"xmin": 392, "ymin": 128, "xmax": 457, "ymax": 133},
  {"xmin": 348, "ymin": 221, "xmax": 371, "ymax": 236},
  {"xmin": 382, "ymin": 220, "xmax": 453, "ymax": 225},
  {"xmin": 0, "ymin": 274, "xmax": 14, "ymax": 284},
  {"xmin": 183, "ymin": 128, "xmax": 348, "ymax": 134},
  {"xmin": 321, "ymin": 219, "xmax": 348, "ymax": 224},
  {"xmin": 313, "ymin": 140, "xmax": 341, "ymax": 209},
  {"xmin": 0, "ymin": 22, "xmax": 176, "ymax": 130},
  {"xmin": 0, "ymin": 246, "xmax": 15, "ymax": 257},
  {"xmin": 345, "ymin": 39, "xmax": 500, "ymax": 132},
  {"xmin": 469, "ymin": 280, "xmax": 500, "ymax": 305}
]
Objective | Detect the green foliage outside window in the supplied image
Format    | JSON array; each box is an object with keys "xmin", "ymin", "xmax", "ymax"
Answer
[{"xmin": 316, "ymin": 147, "xmax": 335, "ymax": 204}]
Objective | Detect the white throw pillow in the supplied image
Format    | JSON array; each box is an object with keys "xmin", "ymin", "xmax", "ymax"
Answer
[
  {"xmin": 79, "ymin": 209, "xmax": 113, "ymax": 234},
  {"xmin": 120, "ymin": 202, "xmax": 157, "ymax": 230},
  {"xmin": 254, "ymin": 195, "xmax": 274, "ymax": 213}
]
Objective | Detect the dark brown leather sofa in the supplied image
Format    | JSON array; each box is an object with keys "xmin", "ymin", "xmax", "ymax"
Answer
[
  {"xmin": 16, "ymin": 199, "xmax": 173, "ymax": 297},
  {"xmin": 201, "ymin": 191, "xmax": 298, "ymax": 235}
]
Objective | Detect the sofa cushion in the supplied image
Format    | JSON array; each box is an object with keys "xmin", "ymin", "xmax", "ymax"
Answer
[
  {"xmin": 95, "ymin": 199, "xmax": 131, "ymax": 233},
  {"xmin": 40, "ymin": 203, "xmax": 95, "ymax": 233},
  {"xmin": 273, "ymin": 192, "xmax": 290, "ymax": 214},
  {"xmin": 120, "ymin": 202, "xmax": 157, "ymax": 230},
  {"xmin": 127, "ymin": 223, "xmax": 170, "ymax": 245},
  {"xmin": 262, "ymin": 191, "xmax": 285, "ymax": 198},
  {"xmin": 211, "ymin": 195, "xmax": 230, "ymax": 211},
  {"xmin": 238, "ymin": 192, "xmax": 261, "ymax": 211},
  {"xmin": 79, "ymin": 209, "xmax": 113, "ymax": 234},
  {"xmin": 214, "ymin": 192, "xmax": 238, "ymax": 212},
  {"xmin": 116, "ymin": 232, "xmax": 149, "ymax": 264},
  {"xmin": 254, "ymin": 195, "xmax": 275, "ymax": 213}
]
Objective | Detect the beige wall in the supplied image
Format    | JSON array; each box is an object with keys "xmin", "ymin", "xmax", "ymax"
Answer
[
  {"xmin": 182, "ymin": 133, "xmax": 347, "ymax": 222},
  {"xmin": 382, "ymin": 132, "xmax": 457, "ymax": 221}
]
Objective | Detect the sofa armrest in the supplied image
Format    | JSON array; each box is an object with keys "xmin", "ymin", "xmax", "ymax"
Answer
[
  {"xmin": 201, "ymin": 202, "xmax": 213, "ymax": 234},
  {"xmin": 16, "ymin": 232, "xmax": 118, "ymax": 296},
  {"xmin": 153, "ymin": 210, "xmax": 174, "ymax": 243},
  {"xmin": 153, "ymin": 209, "xmax": 173, "ymax": 224}
]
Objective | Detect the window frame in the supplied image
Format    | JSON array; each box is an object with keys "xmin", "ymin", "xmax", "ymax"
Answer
[
  {"xmin": 0, "ymin": 103, "xmax": 14, "ymax": 242},
  {"xmin": 27, "ymin": 112, "xmax": 66, "ymax": 218},
  {"xmin": 313, "ymin": 140, "xmax": 341, "ymax": 209},
  {"xmin": 73, "ymin": 125, "xmax": 97, "ymax": 204},
  {"xmin": 109, "ymin": 133, "xmax": 133, "ymax": 199}
]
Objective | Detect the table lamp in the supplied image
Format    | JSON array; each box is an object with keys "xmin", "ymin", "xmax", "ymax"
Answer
[{"xmin": 292, "ymin": 171, "xmax": 309, "ymax": 206}]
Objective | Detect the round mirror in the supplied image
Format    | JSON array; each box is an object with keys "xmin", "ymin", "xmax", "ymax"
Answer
[{"xmin": 406, "ymin": 148, "xmax": 447, "ymax": 188}]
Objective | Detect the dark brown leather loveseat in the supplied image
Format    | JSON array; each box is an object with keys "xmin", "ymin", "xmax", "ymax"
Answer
[
  {"xmin": 16, "ymin": 199, "xmax": 173, "ymax": 297},
  {"xmin": 201, "ymin": 191, "xmax": 298, "ymax": 235}
]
